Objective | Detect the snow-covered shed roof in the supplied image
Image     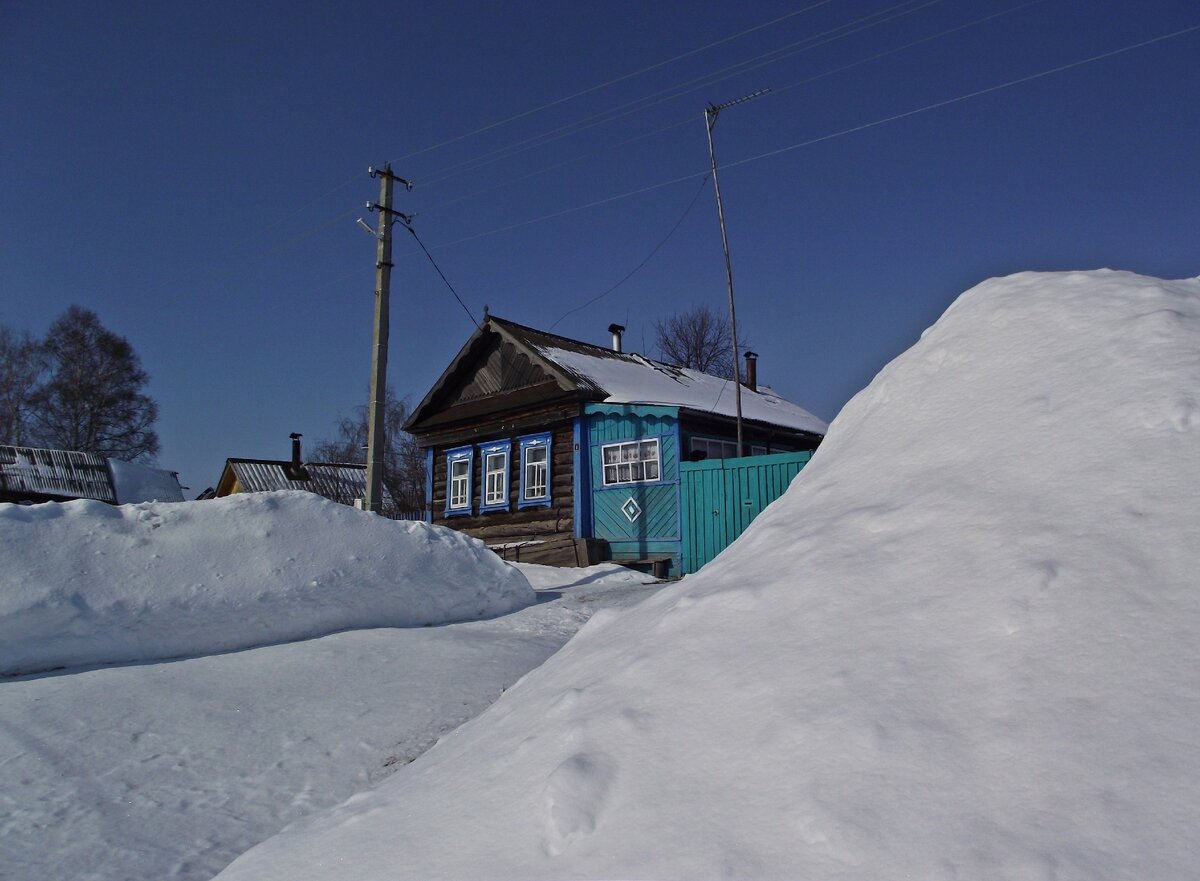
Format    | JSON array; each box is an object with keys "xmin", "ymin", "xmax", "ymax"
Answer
[
  {"xmin": 0, "ymin": 446, "xmax": 184, "ymax": 504},
  {"xmin": 0, "ymin": 446, "xmax": 116, "ymax": 503},
  {"xmin": 406, "ymin": 316, "xmax": 826, "ymax": 437}
]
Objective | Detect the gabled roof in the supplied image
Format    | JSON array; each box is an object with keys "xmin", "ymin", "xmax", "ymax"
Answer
[
  {"xmin": 216, "ymin": 458, "xmax": 398, "ymax": 511},
  {"xmin": 407, "ymin": 316, "xmax": 827, "ymax": 437}
]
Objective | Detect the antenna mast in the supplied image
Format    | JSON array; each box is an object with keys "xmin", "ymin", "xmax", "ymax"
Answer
[{"xmin": 704, "ymin": 88, "xmax": 769, "ymax": 457}]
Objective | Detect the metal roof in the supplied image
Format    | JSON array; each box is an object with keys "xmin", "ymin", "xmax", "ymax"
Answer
[
  {"xmin": 406, "ymin": 315, "xmax": 826, "ymax": 437},
  {"xmin": 226, "ymin": 460, "xmax": 398, "ymax": 512},
  {"xmin": 0, "ymin": 446, "xmax": 117, "ymax": 503}
]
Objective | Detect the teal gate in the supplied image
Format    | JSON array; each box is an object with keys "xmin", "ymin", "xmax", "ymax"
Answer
[{"xmin": 680, "ymin": 450, "xmax": 813, "ymax": 574}]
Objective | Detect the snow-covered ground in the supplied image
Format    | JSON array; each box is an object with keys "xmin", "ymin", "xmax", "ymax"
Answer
[
  {"xmin": 0, "ymin": 491, "xmax": 532, "ymax": 675},
  {"xmin": 216, "ymin": 270, "xmax": 1200, "ymax": 881},
  {"xmin": 0, "ymin": 561, "xmax": 660, "ymax": 881}
]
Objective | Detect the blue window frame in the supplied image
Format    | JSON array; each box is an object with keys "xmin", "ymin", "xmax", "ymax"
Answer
[
  {"xmin": 518, "ymin": 432, "xmax": 552, "ymax": 508},
  {"xmin": 445, "ymin": 446, "xmax": 473, "ymax": 516},
  {"xmin": 478, "ymin": 440, "xmax": 511, "ymax": 513}
]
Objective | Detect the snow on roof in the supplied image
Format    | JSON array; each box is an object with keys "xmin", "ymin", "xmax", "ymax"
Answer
[
  {"xmin": 0, "ymin": 446, "xmax": 116, "ymax": 503},
  {"xmin": 226, "ymin": 460, "xmax": 396, "ymax": 511},
  {"xmin": 537, "ymin": 346, "xmax": 828, "ymax": 435},
  {"xmin": 0, "ymin": 446, "xmax": 183, "ymax": 505},
  {"xmin": 107, "ymin": 458, "xmax": 184, "ymax": 504}
]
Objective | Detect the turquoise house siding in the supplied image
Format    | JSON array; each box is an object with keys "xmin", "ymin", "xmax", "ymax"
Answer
[{"xmin": 583, "ymin": 404, "xmax": 682, "ymax": 570}]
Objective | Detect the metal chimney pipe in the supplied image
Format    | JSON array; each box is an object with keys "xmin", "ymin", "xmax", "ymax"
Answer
[
  {"xmin": 743, "ymin": 351, "xmax": 758, "ymax": 392},
  {"xmin": 608, "ymin": 323, "xmax": 626, "ymax": 353},
  {"xmin": 289, "ymin": 432, "xmax": 302, "ymax": 471}
]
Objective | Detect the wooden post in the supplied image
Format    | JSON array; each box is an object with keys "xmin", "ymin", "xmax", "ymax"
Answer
[{"xmin": 365, "ymin": 166, "xmax": 394, "ymax": 513}]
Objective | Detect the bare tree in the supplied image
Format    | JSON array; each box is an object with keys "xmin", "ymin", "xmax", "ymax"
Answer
[
  {"xmin": 0, "ymin": 326, "xmax": 47, "ymax": 447},
  {"xmin": 313, "ymin": 386, "xmax": 425, "ymax": 511},
  {"xmin": 30, "ymin": 306, "xmax": 159, "ymax": 461},
  {"xmin": 653, "ymin": 304, "xmax": 747, "ymax": 379}
]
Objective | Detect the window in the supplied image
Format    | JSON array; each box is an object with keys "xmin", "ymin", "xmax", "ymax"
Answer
[
  {"xmin": 690, "ymin": 437, "xmax": 738, "ymax": 460},
  {"xmin": 478, "ymin": 440, "xmax": 510, "ymax": 512},
  {"xmin": 519, "ymin": 433, "xmax": 552, "ymax": 507},
  {"xmin": 601, "ymin": 438, "xmax": 660, "ymax": 485},
  {"xmin": 750, "ymin": 444, "xmax": 768, "ymax": 456},
  {"xmin": 445, "ymin": 446, "xmax": 473, "ymax": 515}
]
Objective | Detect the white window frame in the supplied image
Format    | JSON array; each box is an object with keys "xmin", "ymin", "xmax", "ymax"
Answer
[
  {"xmin": 518, "ymin": 433, "xmax": 552, "ymax": 508},
  {"xmin": 478, "ymin": 440, "xmax": 510, "ymax": 513},
  {"xmin": 690, "ymin": 436, "xmax": 739, "ymax": 460},
  {"xmin": 601, "ymin": 438, "xmax": 661, "ymax": 486},
  {"xmin": 445, "ymin": 446, "xmax": 473, "ymax": 515}
]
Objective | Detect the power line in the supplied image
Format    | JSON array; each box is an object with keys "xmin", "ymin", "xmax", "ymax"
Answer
[
  {"xmin": 425, "ymin": 172, "xmax": 708, "ymax": 252},
  {"xmin": 549, "ymin": 174, "xmax": 711, "ymax": 330},
  {"xmin": 759, "ymin": 0, "xmax": 1047, "ymax": 106},
  {"xmin": 720, "ymin": 21, "xmax": 1200, "ymax": 175},
  {"xmin": 420, "ymin": 0, "xmax": 1043, "ymax": 218},
  {"xmin": 421, "ymin": 117, "xmax": 696, "ymax": 215},
  {"xmin": 408, "ymin": 20, "xmax": 1200, "ymax": 256},
  {"xmin": 228, "ymin": 0, "xmax": 1017, "ymax": 275},
  {"xmin": 401, "ymin": 221, "xmax": 479, "ymax": 327},
  {"xmin": 385, "ymin": 0, "xmax": 840, "ymax": 167},
  {"xmin": 222, "ymin": 5, "xmax": 845, "ymax": 276},
  {"xmin": 418, "ymin": 0, "xmax": 938, "ymax": 188}
]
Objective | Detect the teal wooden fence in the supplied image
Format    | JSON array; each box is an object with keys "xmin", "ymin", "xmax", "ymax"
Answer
[{"xmin": 680, "ymin": 450, "xmax": 813, "ymax": 574}]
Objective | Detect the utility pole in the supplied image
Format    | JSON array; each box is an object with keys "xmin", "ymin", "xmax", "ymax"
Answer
[
  {"xmin": 704, "ymin": 88, "xmax": 768, "ymax": 457},
  {"xmin": 363, "ymin": 164, "xmax": 412, "ymax": 513}
]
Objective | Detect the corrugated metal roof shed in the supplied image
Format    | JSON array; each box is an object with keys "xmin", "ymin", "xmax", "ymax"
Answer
[
  {"xmin": 226, "ymin": 460, "xmax": 398, "ymax": 512},
  {"xmin": 0, "ymin": 446, "xmax": 117, "ymax": 503}
]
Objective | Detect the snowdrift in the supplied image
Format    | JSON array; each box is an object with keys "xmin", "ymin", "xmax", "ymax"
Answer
[
  {"xmin": 218, "ymin": 270, "xmax": 1200, "ymax": 881},
  {"xmin": 0, "ymin": 491, "xmax": 533, "ymax": 675}
]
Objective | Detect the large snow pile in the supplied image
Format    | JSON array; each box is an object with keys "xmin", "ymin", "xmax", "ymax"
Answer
[
  {"xmin": 218, "ymin": 270, "xmax": 1200, "ymax": 881},
  {"xmin": 0, "ymin": 491, "xmax": 533, "ymax": 676}
]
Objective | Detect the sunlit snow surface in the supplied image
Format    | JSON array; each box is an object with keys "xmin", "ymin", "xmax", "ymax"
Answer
[
  {"xmin": 0, "ymin": 491, "xmax": 533, "ymax": 675},
  {"xmin": 218, "ymin": 270, "xmax": 1200, "ymax": 881},
  {"xmin": 0, "ymin": 562, "xmax": 660, "ymax": 881}
]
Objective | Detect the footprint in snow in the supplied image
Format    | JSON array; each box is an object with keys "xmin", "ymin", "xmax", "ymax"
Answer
[{"xmin": 541, "ymin": 751, "xmax": 614, "ymax": 856}]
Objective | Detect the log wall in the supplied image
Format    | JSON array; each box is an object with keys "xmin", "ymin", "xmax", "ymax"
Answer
[{"xmin": 428, "ymin": 415, "xmax": 582, "ymax": 566}]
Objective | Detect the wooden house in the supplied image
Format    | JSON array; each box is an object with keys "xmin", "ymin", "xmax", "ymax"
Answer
[{"xmin": 405, "ymin": 316, "xmax": 826, "ymax": 575}]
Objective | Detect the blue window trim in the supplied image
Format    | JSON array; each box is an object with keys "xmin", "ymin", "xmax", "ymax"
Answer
[
  {"xmin": 477, "ymin": 440, "xmax": 511, "ymax": 514},
  {"xmin": 572, "ymin": 419, "xmax": 588, "ymax": 536},
  {"xmin": 518, "ymin": 432, "xmax": 553, "ymax": 509},
  {"xmin": 424, "ymin": 448, "xmax": 434, "ymax": 523},
  {"xmin": 444, "ymin": 445, "xmax": 474, "ymax": 517}
]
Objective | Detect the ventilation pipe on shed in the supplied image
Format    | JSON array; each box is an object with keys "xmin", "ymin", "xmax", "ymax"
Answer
[
  {"xmin": 287, "ymin": 432, "xmax": 309, "ymax": 481},
  {"xmin": 290, "ymin": 433, "xmax": 302, "ymax": 470},
  {"xmin": 608, "ymin": 323, "xmax": 625, "ymax": 353},
  {"xmin": 743, "ymin": 351, "xmax": 758, "ymax": 392}
]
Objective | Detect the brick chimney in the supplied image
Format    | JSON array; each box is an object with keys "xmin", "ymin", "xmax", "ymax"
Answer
[{"xmin": 743, "ymin": 351, "xmax": 758, "ymax": 392}]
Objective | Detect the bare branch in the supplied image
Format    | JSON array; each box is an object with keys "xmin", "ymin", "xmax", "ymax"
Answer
[{"xmin": 653, "ymin": 304, "xmax": 747, "ymax": 379}]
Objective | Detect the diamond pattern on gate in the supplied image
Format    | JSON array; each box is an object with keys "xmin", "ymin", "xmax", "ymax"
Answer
[{"xmin": 620, "ymin": 496, "xmax": 642, "ymax": 523}]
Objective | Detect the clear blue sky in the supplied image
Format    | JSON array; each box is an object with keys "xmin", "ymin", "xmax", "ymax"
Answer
[{"xmin": 3, "ymin": 0, "xmax": 1197, "ymax": 495}]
